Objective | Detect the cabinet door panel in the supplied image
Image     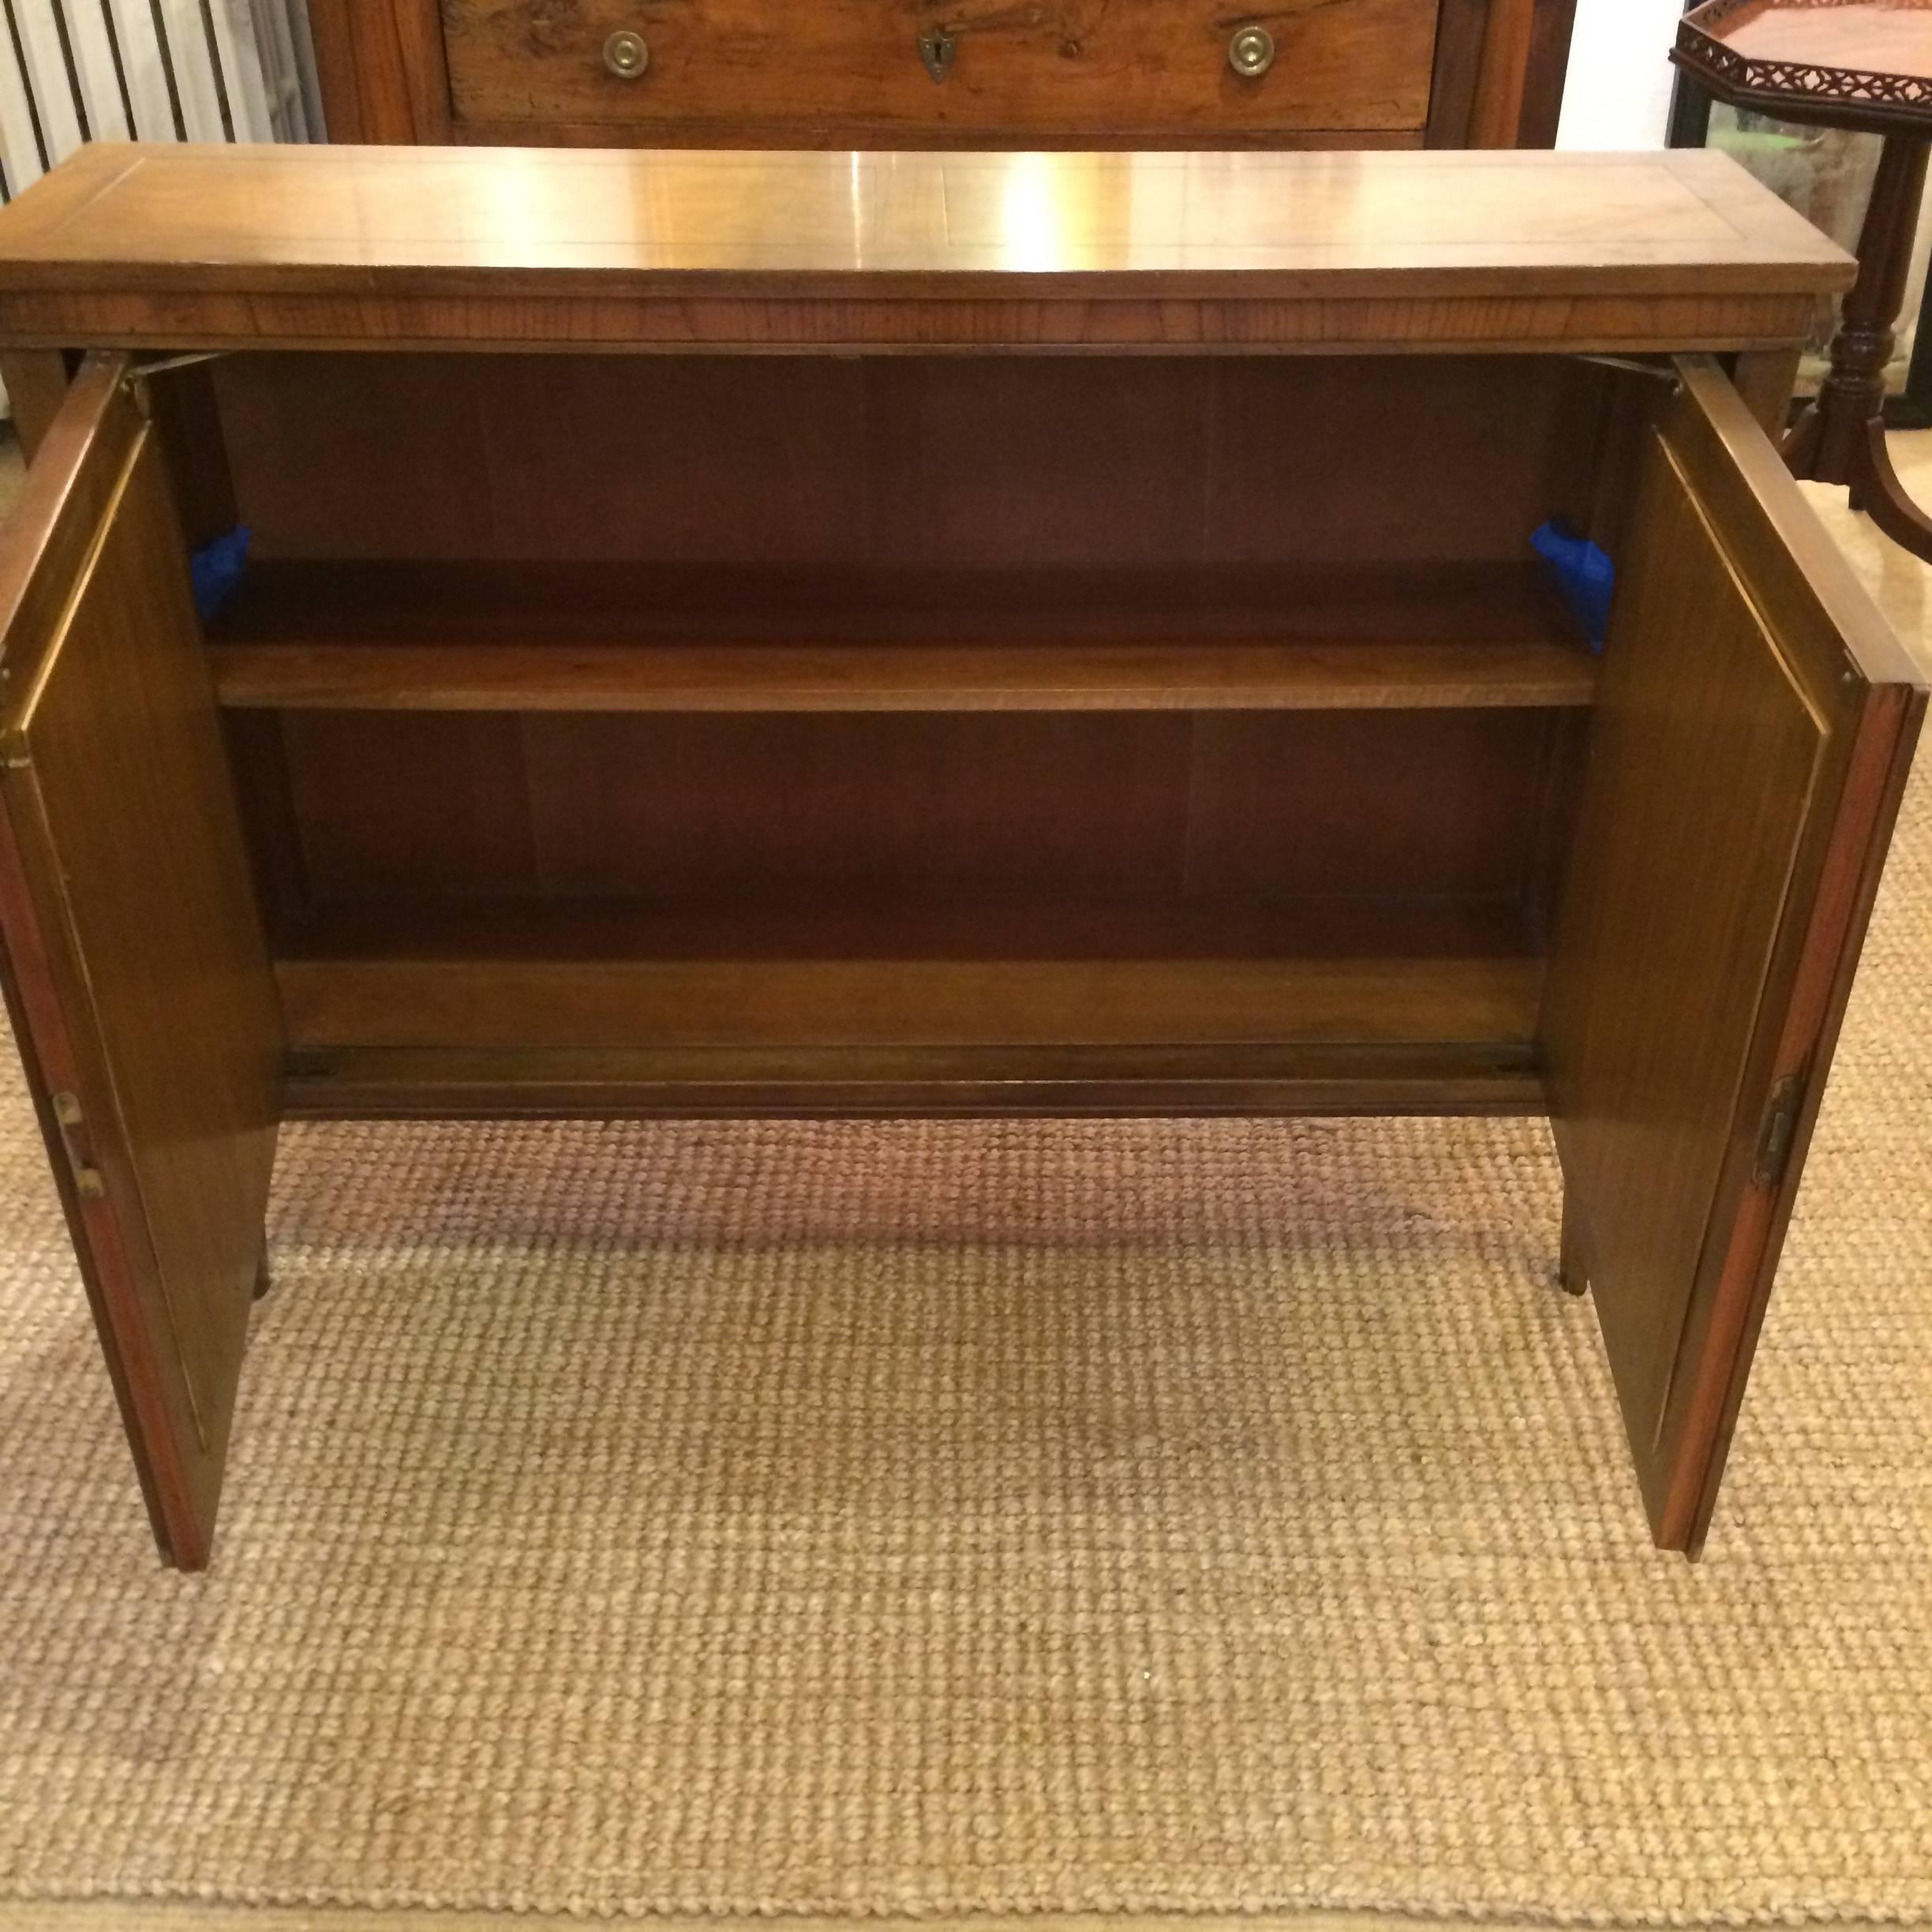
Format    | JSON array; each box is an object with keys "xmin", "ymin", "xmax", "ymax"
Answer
[
  {"xmin": 0, "ymin": 354, "xmax": 282, "ymax": 1570},
  {"xmin": 1542, "ymin": 358, "xmax": 1923, "ymax": 1553}
]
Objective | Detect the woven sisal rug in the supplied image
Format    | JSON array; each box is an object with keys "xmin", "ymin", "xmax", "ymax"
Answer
[
  {"xmin": 2, "ymin": 455, "xmax": 1930, "ymax": 1919},
  {"xmin": 0, "ymin": 757, "xmax": 1927, "ymax": 1922}
]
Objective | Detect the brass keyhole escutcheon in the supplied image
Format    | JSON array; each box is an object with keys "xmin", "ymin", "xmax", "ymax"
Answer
[
  {"xmin": 918, "ymin": 24, "xmax": 957, "ymax": 82},
  {"xmin": 1227, "ymin": 24, "xmax": 1275, "ymax": 77},
  {"xmin": 603, "ymin": 28, "xmax": 650, "ymax": 78}
]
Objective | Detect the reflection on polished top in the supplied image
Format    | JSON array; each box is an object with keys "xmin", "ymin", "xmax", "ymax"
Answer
[{"xmin": 0, "ymin": 141, "xmax": 1855, "ymax": 293}]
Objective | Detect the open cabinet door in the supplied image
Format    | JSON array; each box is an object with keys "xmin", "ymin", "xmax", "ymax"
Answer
[
  {"xmin": 0, "ymin": 354, "xmax": 282, "ymax": 1569},
  {"xmin": 1544, "ymin": 358, "xmax": 1924, "ymax": 1556}
]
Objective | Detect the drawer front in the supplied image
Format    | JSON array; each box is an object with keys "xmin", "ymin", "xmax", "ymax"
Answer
[{"xmin": 441, "ymin": 0, "xmax": 1444, "ymax": 144}]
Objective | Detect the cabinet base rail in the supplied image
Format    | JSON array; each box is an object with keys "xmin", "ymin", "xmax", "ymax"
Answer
[{"xmin": 280, "ymin": 1043, "xmax": 1547, "ymax": 1120}]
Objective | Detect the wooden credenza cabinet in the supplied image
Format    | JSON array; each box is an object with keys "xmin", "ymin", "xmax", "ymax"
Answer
[
  {"xmin": 305, "ymin": 0, "xmax": 1578, "ymax": 150},
  {"xmin": 0, "ymin": 144, "xmax": 1919, "ymax": 1571}
]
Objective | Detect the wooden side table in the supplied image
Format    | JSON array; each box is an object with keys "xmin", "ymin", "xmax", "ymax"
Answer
[{"xmin": 1676, "ymin": 0, "xmax": 1932, "ymax": 560}]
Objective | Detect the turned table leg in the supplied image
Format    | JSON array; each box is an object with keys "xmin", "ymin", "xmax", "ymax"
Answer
[{"xmin": 1783, "ymin": 132, "xmax": 1932, "ymax": 562}]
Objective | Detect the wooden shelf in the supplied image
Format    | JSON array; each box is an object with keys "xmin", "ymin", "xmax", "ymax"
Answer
[
  {"xmin": 208, "ymin": 562, "xmax": 1596, "ymax": 713},
  {"xmin": 282, "ymin": 1042, "xmax": 1548, "ymax": 1122},
  {"xmin": 271, "ymin": 894, "xmax": 1544, "ymax": 1056}
]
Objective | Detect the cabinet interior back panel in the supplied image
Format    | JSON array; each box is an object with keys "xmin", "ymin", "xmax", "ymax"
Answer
[
  {"xmin": 211, "ymin": 354, "xmax": 1612, "ymax": 570},
  {"xmin": 267, "ymin": 708, "xmax": 1559, "ymax": 912}
]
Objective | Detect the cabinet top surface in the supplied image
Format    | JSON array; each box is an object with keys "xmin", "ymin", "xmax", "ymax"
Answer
[
  {"xmin": 0, "ymin": 144, "xmax": 1852, "ymax": 353},
  {"xmin": 0, "ymin": 142, "xmax": 1852, "ymax": 286}
]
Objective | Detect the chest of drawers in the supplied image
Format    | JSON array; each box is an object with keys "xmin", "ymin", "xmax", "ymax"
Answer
[{"xmin": 305, "ymin": 0, "xmax": 1576, "ymax": 149}]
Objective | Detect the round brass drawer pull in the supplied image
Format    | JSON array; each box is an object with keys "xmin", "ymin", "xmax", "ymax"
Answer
[
  {"xmin": 1227, "ymin": 24, "xmax": 1275, "ymax": 77},
  {"xmin": 603, "ymin": 29, "xmax": 650, "ymax": 79}
]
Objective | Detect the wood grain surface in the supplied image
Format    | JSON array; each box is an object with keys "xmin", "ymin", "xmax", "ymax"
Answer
[
  {"xmin": 206, "ymin": 560, "xmax": 1594, "ymax": 713},
  {"xmin": 1541, "ymin": 359, "xmax": 1924, "ymax": 1552},
  {"xmin": 303, "ymin": 0, "xmax": 1560, "ymax": 152},
  {"xmin": 205, "ymin": 354, "xmax": 1608, "ymax": 568},
  {"xmin": 0, "ymin": 138, "xmax": 1915, "ymax": 1568},
  {"xmin": 1702, "ymin": 1, "xmax": 1932, "ymax": 73},
  {"xmin": 0, "ymin": 144, "xmax": 1852, "ymax": 354},
  {"xmin": 0, "ymin": 357, "xmax": 282, "ymax": 1570},
  {"xmin": 273, "ymin": 896, "xmax": 1544, "ymax": 1055},
  {"xmin": 440, "ymin": 0, "xmax": 1443, "ymax": 144}
]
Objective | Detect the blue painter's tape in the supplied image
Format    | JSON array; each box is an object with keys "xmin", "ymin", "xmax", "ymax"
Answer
[
  {"xmin": 1531, "ymin": 520, "xmax": 1615, "ymax": 654},
  {"xmin": 190, "ymin": 525, "xmax": 251, "ymax": 624}
]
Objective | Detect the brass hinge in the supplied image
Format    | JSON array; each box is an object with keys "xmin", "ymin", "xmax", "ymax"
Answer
[
  {"xmin": 1571, "ymin": 354, "xmax": 1683, "ymax": 391},
  {"xmin": 126, "ymin": 350, "xmax": 229, "ymax": 383},
  {"xmin": 1754, "ymin": 1073, "xmax": 1805, "ymax": 1190},
  {"xmin": 51, "ymin": 1091, "xmax": 107, "ymax": 1200},
  {"xmin": 122, "ymin": 350, "xmax": 231, "ymax": 417}
]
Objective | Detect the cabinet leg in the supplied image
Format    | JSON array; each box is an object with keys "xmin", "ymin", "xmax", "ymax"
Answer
[
  {"xmin": 1556, "ymin": 1196, "xmax": 1588, "ymax": 1297},
  {"xmin": 0, "ymin": 350, "xmax": 72, "ymax": 460},
  {"xmin": 1780, "ymin": 401, "xmax": 1823, "ymax": 474},
  {"xmin": 1732, "ymin": 346, "xmax": 1801, "ymax": 443},
  {"xmin": 253, "ymin": 1240, "xmax": 274, "ymax": 1302}
]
